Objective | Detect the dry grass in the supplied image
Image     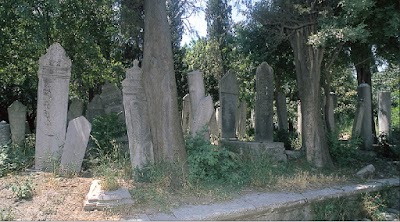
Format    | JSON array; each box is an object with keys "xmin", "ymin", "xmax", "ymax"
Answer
[{"xmin": 275, "ymin": 171, "xmax": 347, "ymax": 191}]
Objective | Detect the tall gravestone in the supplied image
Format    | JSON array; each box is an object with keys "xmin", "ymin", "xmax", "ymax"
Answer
[
  {"xmin": 276, "ymin": 92, "xmax": 288, "ymax": 131},
  {"xmin": 86, "ymin": 95, "xmax": 104, "ymax": 123},
  {"xmin": 35, "ymin": 43, "xmax": 71, "ymax": 170},
  {"xmin": 236, "ymin": 101, "xmax": 247, "ymax": 140},
  {"xmin": 219, "ymin": 71, "xmax": 239, "ymax": 139},
  {"xmin": 187, "ymin": 70, "xmax": 214, "ymax": 138},
  {"xmin": 0, "ymin": 121, "xmax": 11, "ymax": 146},
  {"xmin": 255, "ymin": 62, "xmax": 274, "ymax": 142},
  {"xmin": 122, "ymin": 61, "xmax": 154, "ymax": 169},
  {"xmin": 378, "ymin": 91, "xmax": 391, "ymax": 139},
  {"xmin": 67, "ymin": 98, "xmax": 84, "ymax": 123},
  {"xmin": 181, "ymin": 94, "xmax": 191, "ymax": 135},
  {"xmin": 8, "ymin": 101, "xmax": 27, "ymax": 146},
  {"xmin": 357, "ymin": 83, "xmax": 373, "ymax": 150},
  {"xmin": 60, "ymin": 116, "xmax": 91, "ymax": 174}
]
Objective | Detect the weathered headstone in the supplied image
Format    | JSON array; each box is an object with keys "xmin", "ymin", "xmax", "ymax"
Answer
[
  {"xmin": 100, "ymin": 81, "xmax": 124, "ymax": 117},
  {"xmin": 276, "ymin": 92, "xmax": 288, "ymax": 131},
  {"xmin": 35, "ymin": 43, "xmax": 71, "ymax": 170},
  {"xmin": 219, "ymin": 71, "xmax": 239, "ymax": 139},
  {"xmin": 187, "ymin": 70, "xmax": 214, "ymax": 138},
  {"xmin": 209, "ymin": 110, "xmax": 219, "ymax": 144},
  {"xmin": 255, "ymin": 62, "xmax": 274, "ymax": 142},
  {"xmin": 7, "ymin": 101, "xmax": 27, "ymax": 146},
  {"xmin": 122, "ymin": 61, "xmax": 154, "ymax": 169},
  {"xmin": 60, "ymin": 116, "xmax": 91, "ymax": 174},
  {"xmin": 357, "ymin": 83, "xmax": 373, "ymax": 150},
  {"xmin": 181, "ymin": 94, "xmax": 191, "ymax": 135},
  {"xmin": 0, "ymin": 121, "xmax": 11, "ymax": 146},
  {"xmin": 378, "ymin": 91, "xmax": 391, "ymax": 139},
  {"xmin": 236, "ymin": 101, "xmax": 247, "ymax": 140},
  {"xmin": 86, "ymin": 95, "xmax": 104, "ymax": 123},
  {"xmin": 352, "ymin": 100, "xmax": 365, "ymax": 138},
  {"xmin": 67, "ymin": 98, "xmax": 84, "ymax": 123}
]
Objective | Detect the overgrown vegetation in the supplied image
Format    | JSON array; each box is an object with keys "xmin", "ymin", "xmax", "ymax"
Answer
[
  {"xmin": 0, "ymin": 135, "xmax": 35, "ymax": 177},
  {"xmin": 0, "ymin": 207, "xmax": 14, "ymax": 221},
  {"xmin": 10, "ymin": 178, "xmax": 35, "ymax": 200}
]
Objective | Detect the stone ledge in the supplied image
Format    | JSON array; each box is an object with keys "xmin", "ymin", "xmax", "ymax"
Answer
[{"xmin": 123, "ymin": 177, "xmax": 399, "ymax": 221}]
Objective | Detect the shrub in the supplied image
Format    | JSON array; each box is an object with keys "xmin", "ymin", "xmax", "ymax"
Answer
[
  {"xmin": 11, "ymin": 178, "xmax": 35, "ymax": 200},
  {"xmin": 185, "ymin": 132, "xmax": 242, "ymax": 184},
  {"xmin": 0, "ymin": 135, "xmax": 35, "ymax": 177},
  {"xmin": 328, "ymin": 131, "xmax": 361, "ymax": 167}
]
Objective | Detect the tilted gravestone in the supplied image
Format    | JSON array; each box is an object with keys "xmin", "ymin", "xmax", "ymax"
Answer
[
  {"xmin": 276, "ymin": 92, "xmax": 288, "ymax": 131},
  {"xmin": 0, "ymin": 121, "xmax": 11, "ymax": 146},
  {"xmin": 86, "ymin": 95, "xmax": 104, "ymax": 123},
  {"xmin": 35, "ymin": 43, "xmax": 71, "ymax": 170},
  {"xmin": 122, "ymin": 61, "xmax": 154, "ymax": 169},
  {"xmin": 181, "ymin": 94, "xmax": 191, "ymax": 135},
  {"xmin": 378, "ymin": 91, "xmax": 391, "ymax": 139},
  {"xmin": 187, "ymin": 70, "xmax": 214, "ymax": 138},
  {"xmin": 236, "ymin": 101, "xmax": 247, "ymax": 140},
  {"xmin": 67, "ymin": 98, "xmax": 84, "ymax": 123},
  {"xmin": 219, "ymin": 71, "xmax": 239, "ymax": 139},
  {"xmin": 60, "ymin": 116, "xmax": 91, "ymax": 174},
  {"xmin": 255, "ymin": 62, "xmax": 274, "ymax": 142},
  {"xmin": 7, "ymin": 100, "xmax": 27, "ymax": 146}
]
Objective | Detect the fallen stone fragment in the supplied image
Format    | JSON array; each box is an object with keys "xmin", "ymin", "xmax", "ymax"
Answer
[
  {"xmin": 83, "ymin": 180, "xmax": 134, "ymax": 211},
  {"xmin": 355, "ymin": 164, "xmax": 375, "ymax": 179}
]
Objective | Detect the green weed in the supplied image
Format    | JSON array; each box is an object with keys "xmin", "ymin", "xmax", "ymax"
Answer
[
  {"xmin": 11, "ymin": 178, "xmax": 35, "ymax": 200},
  {"xmin": 0, "ymin": 207, "xmax": 15, "ymax": 221}
]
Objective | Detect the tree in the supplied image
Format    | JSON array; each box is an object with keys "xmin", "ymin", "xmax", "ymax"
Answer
[{"xmin": 142, "ymin": 0, "xmax": 187, "ymax": 166}]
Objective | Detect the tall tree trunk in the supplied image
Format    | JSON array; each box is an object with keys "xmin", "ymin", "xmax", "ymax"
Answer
[
  {"xmin": 142, "ymin": 0, "xmax": 187, "ymax": 164},
  {"xmin": 352, "ymin": 43, "xmax": 377, "ymax": 142},
  {"xmin": 288, "ymin": 26, "xmax": 333, "ymax": 168}
]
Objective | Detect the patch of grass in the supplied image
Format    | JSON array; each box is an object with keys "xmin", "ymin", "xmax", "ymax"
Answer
[
  {"xmin": 11, "ymin": 178, "xmax": 35, "ymax": 200},
  {"xmin": 0, "ymin": 207, "xmax": 15, "ymax": 221},
  {"xmin": 0, "ymin": 135, "xmax": 35, "ymax": 177},
  {"xmin": 362, "ymin": 192, "xmax": 388, "ymax": 221},
  {"xmin": 312, "ymin": 195, "xmax": 364, "ymax": 220}
]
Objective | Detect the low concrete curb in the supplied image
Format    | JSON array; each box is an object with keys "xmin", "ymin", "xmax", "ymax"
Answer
[{"xmin": 124, "ymin": 177, "xmax": 399, "ymax": 221}]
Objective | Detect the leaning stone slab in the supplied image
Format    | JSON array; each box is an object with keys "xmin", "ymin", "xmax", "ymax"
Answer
[
  {"xmin": 60, "ymin": 116, "xmax": 91, "ymax": 174},
  {"xmin": 67, "ymin": 98, "xmax": 84, "ymax": 123},
  {"xmin": 378, "ymin": 91, "xmax": 391, "ymax": 139},
  {"xmin": 35, "ymin": 43, "xmax": 71, "ymax": 170},
  {"xmin": 84, "ymin": 180, "xmax": 134, "ymax": 211},
  {"xmin": 7, "ymin": 101, "xmax": 26, "ymax": 146}
]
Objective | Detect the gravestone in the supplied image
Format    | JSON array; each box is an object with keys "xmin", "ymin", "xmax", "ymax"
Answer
[
  {"xmin": 67, "ymin": 98, "xmax": 84, "ymax": 123},
  {"xmin": 236, "ymin": 101, "xmax": 247, "ymax": 140},
  {"xmin": 219, "ymin": 71, "xmax": 239, "ymax": 139},
  {"xmin": 60, "ymin": 116, "xmax": 91, "ymax": 174},
  {"xmin": 209, "ymin": 110, "xmax": 219, "ymax": 144},
  {"xmin": 86, "ymin": 95, "xmax": 104, "ymax": 123},
  {"xmin": 0, "ymin": 121, "xmax": 11, "ymax": 146},
  {"xmin": 357, "ymin": 83, "xmax": 373, "ymax": 150},
  {"xmin": 255, "ymin": 62, "xmax": 274, "ymax": 142},
  {"xmin": 250, "ymin": 109, "xmax": 255, "ymax": 129},
  {"xmin": 100, "ymin": 81, "xmax": 124, "ymax": 117},
  {"xmin": 378, "ymin": 91, "xmax": 391, "ymax": 139},
  {"xmin": 7, "ymin": 101, "xmax": 27, "ymax": 146},
  {"xmin": 122, "ymin": 61, "xmax": 154, "ymax": 169},
  {"xmin": 181, "ymin": 94, "xmax": 191, "ymax": 135},
  {"xmin": 187, "ymin": 70, "xmax": 214, "ymax": 138},
  {"xmin": 352, "ymin": 100, "xmax": 365, "ymax": 138},
  {"xmin": 297, "ymin": 100, "xmax": 302, "ymax": 136},
  {"xmin": 276, "ymin": 92, "xmax": 288, "ymax": 131},
  {"xmin": 35, "ymin": 43, "xmax": 71, "ymax": 170}
]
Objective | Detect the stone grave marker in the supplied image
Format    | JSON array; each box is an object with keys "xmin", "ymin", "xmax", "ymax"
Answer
[
  {"xmin": 188, "ymin": 70, "xmax": 214, "ymax": 138},
  {"xmin": 7, "ymin": 100, "xmax": 27, "ymax": 146},
  {"xmin": 67, "ymin": 98, "xmax": 84, "ymax": 123},
  {"xmin": 100, "ymin": 81, "xmax": 124, "ymax": 117},
  {"xmin": 60, "ymin": 116, "xmax": 91, "ymax": 174},
  {"xmin": 236, "ymin": 101, "xmax": 247, "ymax": 140},
  {"xmin": 35, "ymin": 43, "xmax": 71, "ymax": 170},
  {"xmin": 181, "ymin": 94, "xmax": 191, "ymax": 135},
  {"xmin": 255, "ymin": 62, "xmax": 274, "ymax": 142},
  {"xmin": 276, "ymin": 92, "xmax": 288, "ymax": 131},
  {"xmin": 378, "ymin": 91, "xmax": 391, "ymax": 139},
  {"xmin": 219, "ymin": 71, "xmax": 239, "ymax": 139},
  {"xmin": 86, "ymin": 95, "xmax": 104, "ymax": 123},
  {"xmin": 122, "ymin": 60, "xmax": 154, "ymax": 169},
  {"xmin": 357, "ymin": 83, "xmax": 373, "ymax": 150},
  {"xmin": 0, "ymin": 121, "xmax": 11, "ymax": 146}
]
